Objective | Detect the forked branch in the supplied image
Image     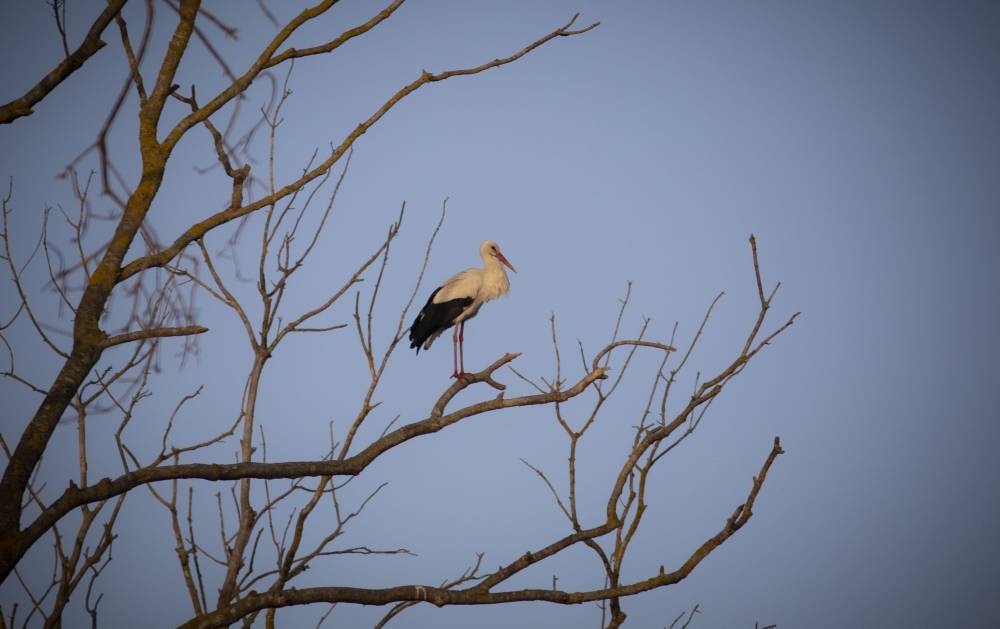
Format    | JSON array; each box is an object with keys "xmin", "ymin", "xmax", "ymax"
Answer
[
  {"xmin": 177, "ymin": 438, "xmax": 783, "ymax": 628},
  {"xmin": 118, "ymin": 12, "xmax": 599, "ymax": 282}
]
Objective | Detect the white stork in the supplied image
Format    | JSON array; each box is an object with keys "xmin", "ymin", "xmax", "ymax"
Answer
[{"xmin": 409, "ymin": 240, "xmax": 516, "ymax": 378}]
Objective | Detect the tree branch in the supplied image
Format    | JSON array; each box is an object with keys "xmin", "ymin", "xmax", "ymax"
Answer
[
  {"xmin": 10, "ymin": 352, "xmax": 610, "ymax": 579},
  {"xmin": 102, "ymin": 325, "xmax": 209, "ymax": 349},
  {"xmin": 0, "ymin": 0, "xmax": 128, "ymax": 124}
]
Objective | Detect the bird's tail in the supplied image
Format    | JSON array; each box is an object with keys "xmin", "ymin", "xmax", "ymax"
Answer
[{"xmin": 408, "ymin": 313, "xmax": 422, "ymax": 353}]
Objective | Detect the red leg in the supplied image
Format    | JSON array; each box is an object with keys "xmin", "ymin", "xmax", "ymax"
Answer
[
  {"xmin": 451, "ymin": 324, "xmax": 460, "ymax": 378},
  {"xmin": 459, "ymin": 321, "xmax": 466, "ymax": 376}
]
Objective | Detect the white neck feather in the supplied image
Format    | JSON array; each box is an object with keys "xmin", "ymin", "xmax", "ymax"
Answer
[{"xmin": 480, "ymin": 252, "xmax": 510, "ymax": 301}]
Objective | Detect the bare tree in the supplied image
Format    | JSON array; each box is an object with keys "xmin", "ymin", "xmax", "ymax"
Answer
[{"xmin": 0, "ymin": 3, "xmax": 796, "ymax": 627}]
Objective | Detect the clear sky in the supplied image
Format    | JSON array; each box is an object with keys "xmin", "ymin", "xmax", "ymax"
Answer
[{"xmin": 2, "ymin": 1, "xmax": 999, "ymax": 627}]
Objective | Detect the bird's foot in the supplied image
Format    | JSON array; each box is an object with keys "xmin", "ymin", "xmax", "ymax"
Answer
[{"xmin": 451, "ymin": 371, "xmax": 470, "ymax": 381}]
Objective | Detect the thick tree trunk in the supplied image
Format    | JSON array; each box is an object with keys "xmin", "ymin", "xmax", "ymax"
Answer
[
  {"xmin": 0, "ymin": 164, "xmax": 166, "ymax": 582},
  {"xmin": 0, "ymin": 0, "xmax": 200, "ymax": 585}
]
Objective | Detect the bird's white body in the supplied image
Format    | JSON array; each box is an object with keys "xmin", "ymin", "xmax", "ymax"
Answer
[
  {"xmin": 422, "ymin": 241, "xmax": 512, "ymax": 349},
  {"xmin": 432, "ymin": 245, "xmax": 510, "ymax": 319}
]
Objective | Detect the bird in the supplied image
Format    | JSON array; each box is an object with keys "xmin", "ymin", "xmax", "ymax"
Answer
[{"xmin": 409, "ymin": 240, "xmax": 516, "ymax": 379}]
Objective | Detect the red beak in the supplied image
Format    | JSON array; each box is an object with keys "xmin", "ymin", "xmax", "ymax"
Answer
[{"xmin": 494, "ymin": 250, "xmax": 516, "ymax": 273}]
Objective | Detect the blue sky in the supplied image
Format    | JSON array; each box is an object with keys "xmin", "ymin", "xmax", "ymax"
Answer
[{"xmin": 2, "ymin": 1, "xmax": 999, "ymax": 627}]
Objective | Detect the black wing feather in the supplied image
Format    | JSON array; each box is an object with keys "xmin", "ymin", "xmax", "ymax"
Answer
[{"xmin": 409, "ymin": 287, "xmax": 473, "ymax": 354}]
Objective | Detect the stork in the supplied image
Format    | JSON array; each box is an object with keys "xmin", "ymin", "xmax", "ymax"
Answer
[{"xmin": 409, "ymin": 240, "xmax": 516, "ymax": 379}]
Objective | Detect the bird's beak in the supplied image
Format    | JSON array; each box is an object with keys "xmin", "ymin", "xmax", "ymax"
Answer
[{"xmin": 494, "ymin": 250, "xmax": 516, "ymax": 273}]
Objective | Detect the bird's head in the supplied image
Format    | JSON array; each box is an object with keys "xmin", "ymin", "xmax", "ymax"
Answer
[{"xmin": 482, "ymin": 240, "xmax": 516, "ymax": 273}]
